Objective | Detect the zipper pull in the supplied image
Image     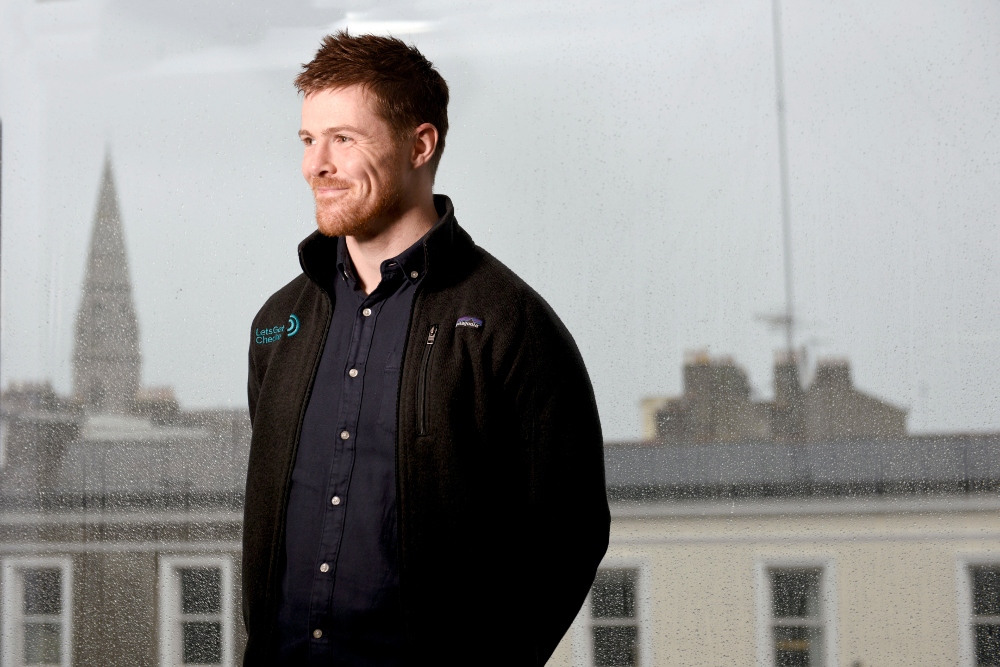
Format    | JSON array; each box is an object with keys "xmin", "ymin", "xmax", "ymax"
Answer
[{"xmin": 426, "ymin": 324, "xmax": 438, "ymax": 344}]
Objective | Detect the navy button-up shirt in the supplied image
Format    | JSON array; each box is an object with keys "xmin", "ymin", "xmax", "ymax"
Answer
[{"xmin": 276, "ymin": 234, "xmax": 425, "ymax": 665}]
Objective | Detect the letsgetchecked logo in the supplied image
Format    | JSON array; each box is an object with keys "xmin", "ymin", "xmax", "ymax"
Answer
[{"xmin": 256, "ymin": 314, "xmax": 300, "ymax": 344}]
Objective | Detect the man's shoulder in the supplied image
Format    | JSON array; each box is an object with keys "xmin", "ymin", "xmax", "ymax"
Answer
[
  {"xmin": 452, "ymin": 245, "xmax": 567, "ymax": 336},
  {"xmin": 251, "ymin": 273, "xmax": 316, "ymax": 328},
  {"xmin": 458, "ymin": 245, "xmax": 536, "ymax": 299}
]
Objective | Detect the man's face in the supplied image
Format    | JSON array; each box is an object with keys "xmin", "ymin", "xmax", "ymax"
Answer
[{"xmin": 299, "ymin": 85, "xmax": 408, "ymax": 238}]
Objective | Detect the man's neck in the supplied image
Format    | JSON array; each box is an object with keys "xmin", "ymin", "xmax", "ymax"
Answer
[{"xmin": 345, "ymin": 197, "xmax": 439, "ymax": 294}]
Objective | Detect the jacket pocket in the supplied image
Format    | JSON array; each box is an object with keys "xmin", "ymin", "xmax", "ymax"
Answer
[{"xmin": 416, "ymin": 324, "xmax": 438, "ymax": 435}]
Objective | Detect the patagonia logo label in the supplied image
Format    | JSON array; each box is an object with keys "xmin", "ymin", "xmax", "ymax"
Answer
[
  {"xmin": 455, "ymin": 316, "xmax": 483, "ymax": 329},
  {"xmin": 256, "ymin": 314, "xmax": 300, "ymax": 344}
]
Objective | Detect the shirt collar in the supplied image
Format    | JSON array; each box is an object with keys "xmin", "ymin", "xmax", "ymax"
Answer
[{"xmin": 334, "ymin": 223, "xmax": 431, "ymax": 290}]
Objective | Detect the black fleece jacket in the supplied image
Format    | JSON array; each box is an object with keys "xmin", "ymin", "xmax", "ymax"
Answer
[{"xmin": 243, "ymin": 197, "xmax": 610, "ymax": 665}]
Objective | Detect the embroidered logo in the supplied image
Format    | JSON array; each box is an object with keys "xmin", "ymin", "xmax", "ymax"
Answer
[
  {"xmin": 255, "ymin": 314, "xmax": 300, "ymax": 344},
  {"xmin": 455, "ymin": 316, "xmax": 484, "ymax": 329}
]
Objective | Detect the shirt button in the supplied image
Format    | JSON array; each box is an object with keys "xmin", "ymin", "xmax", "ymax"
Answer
[
  {"xmin": 331, "ymin": 495, "xmax": 342, "ymax": 506},
  {"xmin": 348, "ymin": 368, "xmax": 358, "ymax": 378},
  {"xmin": 362, "ymin": 307, "xmax": 372, "ymax": 317},
  {"xmin": 319, "ymin": 563, "xmax": 330, "ymax": 573},
  {"xmin": 340, "ymin": 430, "xmax": 350, "ymax": 440},
  {"xmin": 313, "ymin": 629, "xmax": 323, "ymax": 639},
  {"xmin": 410, "ymin": 271, "xmax": 419, "ymax": 279}
]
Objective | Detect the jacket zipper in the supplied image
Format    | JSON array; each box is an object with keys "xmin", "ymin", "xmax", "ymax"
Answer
[{"xmin": 416, "ymin": 324, "xmax": 438, "ymax": 435}]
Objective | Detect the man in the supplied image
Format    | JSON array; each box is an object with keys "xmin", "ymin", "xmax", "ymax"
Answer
[{"xmin": 243, "ymin": 32, "xmax": 609, "ymax": 666}]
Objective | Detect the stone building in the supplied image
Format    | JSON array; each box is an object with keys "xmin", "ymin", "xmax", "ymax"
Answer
[
  {"xmin": 0, "ymin": 158, "xmax": 249, "ymax": 667},
  {"xmin": 643, "ymin": 352, "xmax": 907, "ymax": 445}
]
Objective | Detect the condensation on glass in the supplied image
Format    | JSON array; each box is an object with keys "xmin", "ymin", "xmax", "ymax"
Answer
[{"xmin": 1, "ymin": 0, "xmax": 999, "ymax": 666}]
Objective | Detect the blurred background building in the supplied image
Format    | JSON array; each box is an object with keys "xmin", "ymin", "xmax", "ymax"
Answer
[
  {"xmin": 640, "ymin": 351, "xmax": 906, "ymax": 445},
  {"xmin": 0, "ymin": 159, "xmax": 249, "ymax": 667},
  {"xmin": 544, "ymin": 358, "xmax": 1000, "ymax": 666}
]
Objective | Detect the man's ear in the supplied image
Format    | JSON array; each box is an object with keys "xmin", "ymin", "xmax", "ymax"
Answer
[{"xmin": 411, "ymin": 123, "xmax": 439, "ymax": 169}]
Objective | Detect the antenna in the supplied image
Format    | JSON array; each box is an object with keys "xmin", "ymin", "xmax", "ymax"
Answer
[{"xmin": 771, "ymin": 0, "xmax": 795, "ymax": 355}]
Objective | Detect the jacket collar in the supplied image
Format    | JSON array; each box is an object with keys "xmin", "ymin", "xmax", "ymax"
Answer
[{"xmin": 297, "ymin": 194, "xmax": 474, "ymax": 290}]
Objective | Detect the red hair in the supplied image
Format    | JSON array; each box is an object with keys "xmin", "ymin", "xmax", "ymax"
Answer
[{"xmin": 295, "ymin": 32, "xmax": 450, "ymax": 172}]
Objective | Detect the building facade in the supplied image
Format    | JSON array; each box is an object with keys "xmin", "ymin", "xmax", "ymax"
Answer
[{"xmin": 548, "ymin": 436, "xmax": 1000, "ymax": 667}]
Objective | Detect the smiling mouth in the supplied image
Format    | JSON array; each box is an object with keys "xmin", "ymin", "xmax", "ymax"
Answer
[{"xmin": 314, "ymin": 186, "xmax": 350, "ymax": 197}]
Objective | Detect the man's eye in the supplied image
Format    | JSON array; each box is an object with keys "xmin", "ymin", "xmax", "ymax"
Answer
[
  {"xmin": 337, "ymin": 135, "xmax": 350, "ymax": 143},
  {"xmin": 302, "ymin": 137, "xmax": 314, "ymax": 146}
]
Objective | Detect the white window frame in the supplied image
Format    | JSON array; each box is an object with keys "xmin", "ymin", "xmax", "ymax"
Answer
[
  {"xmin": 571, "ymin": 556, "xmax": 653, "ymax": 667},
  {"xmin": 755, "ymin": 556, "xmax": 838, "ymax": 667},
  {"xmin": 957, "ymin": 553, "xmax": 1000, "ymax": 667},
  {"xmin": 1, "ymin": 556, "xmax": 73, "ymax": 667},
  {"xmin": 158, "ymin": 554, "xmax": 234, "ymax": 667}
]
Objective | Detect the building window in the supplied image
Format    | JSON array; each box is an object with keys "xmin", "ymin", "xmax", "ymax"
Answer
[
  {"xmin": 1, "ymin": 557, "xmax": 73, "ymax": 667},
  {"xmin": 971, "ymin": 566, "xmax": 1000, "ymax": 667},
  {"xmin": 769, "ymin": 568, "xmax": 824, "ymax": 667},
  {"xmin": 590, "ymin": 568, "xmax": 639, "ymax": 667},
  {"xmin": 159, "ymin": 556, "xmax": 233, "ymax": 667}
]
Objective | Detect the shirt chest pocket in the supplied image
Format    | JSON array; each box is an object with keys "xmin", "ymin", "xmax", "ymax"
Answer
[{"xmin": 376, "ymin": 360, "xmax": 401, "ymax": 435}]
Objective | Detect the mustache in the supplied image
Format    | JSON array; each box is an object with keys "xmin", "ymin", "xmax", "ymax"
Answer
[{"xmin": 311, "ymin": 177, "xmax": 353, "ymax": 191}]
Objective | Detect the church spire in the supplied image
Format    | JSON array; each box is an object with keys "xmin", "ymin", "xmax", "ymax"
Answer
[{"xmin": 72, "ymin": 155, "xmax": 141, "ymax": 412}]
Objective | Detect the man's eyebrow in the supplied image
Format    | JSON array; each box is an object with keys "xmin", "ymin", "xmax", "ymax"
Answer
[{"xmin": 298, "ymin": 125, "xmax": 367, "ymax": 138}]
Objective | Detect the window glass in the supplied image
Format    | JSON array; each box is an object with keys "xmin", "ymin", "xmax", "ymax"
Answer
[
  {"xmin": 590, "ymin": 569, "xmax": 639, "ymax": 667},
  {"xmin": 179, "ymin": 567, "xmax": 224, "ymax": 665},
  {"xmin": 770, "ymin": 568, "xmax": 823, "ymax": 667},
  {"xmin": 1, "ymin": 0, "xmax": 998, "ymax": 665},
  {"xmin": 771, "ymin": 569, "xmax": 820, "ymax": 620},
  {"xmin": 21, "ymin": 568, "xmax": 63, "ymax": 666},
  {"xmin": 22, "ymin": 569, "xmax": 61, "ymax": 617},
  {"xmin": 180, "ymin": 568, "xmax": 222, "ymax": 617},
  {"xmin": 972, "ymin": 566, "xmax": 1000, "ymax": 667},
  {"xmin": 2, "ymin": 561, "xmax": 69, "ymax": 667}
]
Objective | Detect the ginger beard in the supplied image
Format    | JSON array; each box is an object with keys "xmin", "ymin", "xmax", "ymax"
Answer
[{"xmin": 311, "ymin": 154, "xmax": 407, "ymax": 238}]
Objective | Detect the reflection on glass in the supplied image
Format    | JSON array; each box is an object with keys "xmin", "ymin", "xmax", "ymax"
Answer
[
  {"xmin": 591, "ymin": 569, "xmax": 638, "ymax": 666},
  {"xmin": 973, "ymin": 566, "xmax": 1000, "ymax": 666},
  {"xmin": 770, "ymin": 568, "xmax": 822, "ymax": 667}
]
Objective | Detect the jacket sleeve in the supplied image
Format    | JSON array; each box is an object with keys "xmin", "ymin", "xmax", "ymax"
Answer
[{"xmin": 505, "ymin": 297, "xmax": 611, "ymax": 664}]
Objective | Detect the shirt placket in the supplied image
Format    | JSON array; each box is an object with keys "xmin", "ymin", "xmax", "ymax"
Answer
[{"xmin": 307, "ymin": 289, "xmax": 387, "ymax": 651}]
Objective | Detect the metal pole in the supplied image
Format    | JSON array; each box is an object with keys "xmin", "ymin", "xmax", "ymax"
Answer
[{"xmin": 771, "ymin": 0, "xmax": 795, "ymax": 356}]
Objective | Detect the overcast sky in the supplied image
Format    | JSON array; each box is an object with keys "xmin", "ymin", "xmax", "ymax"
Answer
[{"xmin": 1, "ymin": 0, "xmax": 998, "ymax": 438}]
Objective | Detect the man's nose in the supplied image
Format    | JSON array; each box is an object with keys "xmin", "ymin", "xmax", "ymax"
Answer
[{"xmin": 304, "ymin": 147, "xmax": 336, "ymax": 179}]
